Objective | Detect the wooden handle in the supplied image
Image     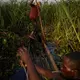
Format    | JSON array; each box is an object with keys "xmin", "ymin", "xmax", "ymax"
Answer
[{"xmin": 35, "ymin": 0, "xmax": 59, "ymax": 71}]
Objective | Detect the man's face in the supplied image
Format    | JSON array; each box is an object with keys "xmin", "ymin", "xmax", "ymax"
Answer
[{"xmin": 61, "ymin": 56, "xmax": 79, "ymax": 79}]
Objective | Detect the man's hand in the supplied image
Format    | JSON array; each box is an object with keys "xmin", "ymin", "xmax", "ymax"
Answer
[
  {"xmin": 17, "ymin": 46, "xmax": 41, "ymax": 80},
  {"xmin": 17, "ymin": 46, "xmax": 30, "ymax": 64}
]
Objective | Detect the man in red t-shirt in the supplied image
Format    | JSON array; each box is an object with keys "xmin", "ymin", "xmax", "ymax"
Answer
[
  {"xmin": 29, "ymin": 0, "xmax": 41, "ymax": 39},
  {"xmin": 29, "ymin": 0, "xmax": 39, "ymax": 21}
]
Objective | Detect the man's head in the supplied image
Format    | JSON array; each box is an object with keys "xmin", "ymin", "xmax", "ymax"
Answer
[{"xmin": 61, "ymin": 52, "xmax": 80, "ymax": 80}]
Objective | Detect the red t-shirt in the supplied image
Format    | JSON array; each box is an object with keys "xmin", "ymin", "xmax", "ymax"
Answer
[{"xmin": 29, "ymin": 4, "xmax": 39, "ymax": 20}]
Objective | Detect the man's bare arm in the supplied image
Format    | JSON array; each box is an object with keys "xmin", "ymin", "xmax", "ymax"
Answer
[
  {"xmin": 35, "ymin": 65, "xmax": 60, "ymax": 79},
  {"xmin": 18, "ymin": 47, "xmax": 60, "ymax": 80},
  {"xmin": 18, "ymin": 47, "xmax": 41, "ymax": 80}
]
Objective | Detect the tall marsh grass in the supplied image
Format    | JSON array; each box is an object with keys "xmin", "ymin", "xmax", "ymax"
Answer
[
  {"xmin": 0, "ymin": 0, "xmax": 80, "ymax": 58},
  {"xmin": 0, "ymin": 0, "xmax": 80, "ymax": 78}
]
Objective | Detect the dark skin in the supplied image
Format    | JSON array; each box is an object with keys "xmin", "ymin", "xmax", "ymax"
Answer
[
  {"xmin": 35, "ymin": 65, "xmax": 60, "ymax": 79},
  {"xmin": 17, "ymin": 46, "xmax": 60, "ymax": 80},
  {"xmin": 18, "ymin": 46, "xmax": 40, "ymax": 80},
  {"xmin": 61, "ymin": 56, "xmax": 80, "ymax": 79},
  {"xmin": 18, "ymin": 47, "xmax": 80, "ymax": 80}
]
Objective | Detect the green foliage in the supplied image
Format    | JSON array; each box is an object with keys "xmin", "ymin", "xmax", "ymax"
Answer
[
  {"xmin": 0, "ymin": 1, "xmax": 43, "ymax": 78},
  {"xmin": 0, "ymin": 0, "xmax": 80, "ymax": 79},
  {"xmin": 0, "ymin": 31, "xmax": 21, "ymax": 79},
  {"xmin": 43, "ymin": 0, "xmax": 80, "ymax": 55}
]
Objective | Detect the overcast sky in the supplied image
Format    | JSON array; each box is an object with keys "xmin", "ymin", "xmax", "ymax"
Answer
[{"xmin": 1, "ymin": 0, "xmax": 60, "ymax": 3}]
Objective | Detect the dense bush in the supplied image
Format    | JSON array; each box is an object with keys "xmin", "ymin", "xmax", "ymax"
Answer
[
  {"xmin": 0, "ymin": 0, "xmax": 80, "ymax": 79},
  {"xmin": 0, "ymin": 31, "xmax": 21, "ymax": 79}
]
